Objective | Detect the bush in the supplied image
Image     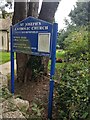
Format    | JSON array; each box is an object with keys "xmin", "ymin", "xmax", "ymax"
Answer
[{"xmin": 55, "ymin": 26, "xmax": 89, "ymax": 120}]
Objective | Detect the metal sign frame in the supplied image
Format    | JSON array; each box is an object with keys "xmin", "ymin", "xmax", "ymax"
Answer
[
  {"xmin": 10, "ymin": 17, "xmax": 58, "ymax": 119},
  {"xmin": 12, "ymin": 16, "xmax": 53, "ymax": 57}
]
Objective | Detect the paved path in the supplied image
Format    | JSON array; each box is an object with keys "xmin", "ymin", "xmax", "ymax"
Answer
[{"xmin": 0, "ymin": 60, "xmax": 16, "ymax": 75}]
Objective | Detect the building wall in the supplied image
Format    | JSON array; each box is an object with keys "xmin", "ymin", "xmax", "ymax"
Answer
[
  {"xmin": 0, "ymin": 31, "xmax": 9, "ymax": 51},
  {"xmin": 0, "ymin": 31, "xmax": 3, "ymax": 51}
]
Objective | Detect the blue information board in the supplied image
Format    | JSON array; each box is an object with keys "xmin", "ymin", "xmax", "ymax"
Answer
[
  {"xmin": 12, "ymin": 17, "xmax": 53, "ymax": 57},
  {"xmin": 10, "ymin": 16, "xmax": 58, "ymax": 119}
]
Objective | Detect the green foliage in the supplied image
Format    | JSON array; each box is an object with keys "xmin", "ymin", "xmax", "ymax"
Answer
[
  {"xmin": 57, "ymin": 25, "xmax": 78, "ymax": 49},
  {"xmin": 31, "ymin": 102, "xmax": 44, "ymax": 117},
  {"xmin": 29, "ymin": 99, "xmax": 44, "ymax": 119},
  {"xmin": 57, "ymin": 29, "xmax": 71, "ymax": 49},
  {"xmin": 64, "ymin": 26, "xmax": 88, "ymax": 60},
  {"xmin": 27, "ymin": 56, "xmax": 44, "ymax": 79},
  {"xmin": 0, "ymin": 52, "xmax": 16, "ymax": 64},
  {"xmin": 0, "ymin": 87, "xmax": 12, "ymax": 99},
  {"xmin": 57, "ymin": 1, "xmax": 90, "ymax": 49},
  {"xmin": 55, "ymin": 26, "xmax": 89, "ymax": 119},
  {"xmin": 69, "ymin": 2, "xmax": 89, "ymax": 26},
  {"xmin": 0, "ymin": 0, "xmax": 12, "ymax": 18},
  {"xmin": 56, "ymin": 50, "xmax": 65, "ymax": 59}
]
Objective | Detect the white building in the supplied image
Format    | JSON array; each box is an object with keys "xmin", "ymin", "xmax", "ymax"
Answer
[{"xmin": 0, "ymin": 17, "xmax": 12, "ymax": 52}]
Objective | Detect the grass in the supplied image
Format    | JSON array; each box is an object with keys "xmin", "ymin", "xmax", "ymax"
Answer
[
  {"xmin": 48, "ymin": 49, "xmax": 65, "ymax": 81},
  {"xmin": 56, "ymin": 49, "xmax": 65, "ymax": 59},
  {"xmin": 0, "ymin": 51, "xmax": 16, "ymax": 65},
  {"xmin": 0, "ymin": 50, "xmax": 65, "ymax": 72},
  {"xmin": 48, "ymin": 49, "xmax": 65, "ymax": 71},
  {"xmin": 56, "ymin": 50, "xmax": 65, "ymax": 70}
]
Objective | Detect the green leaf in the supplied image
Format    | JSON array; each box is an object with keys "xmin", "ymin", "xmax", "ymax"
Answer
[{"xmin": 81, "ymin": 112, "xmax": 89, "ymax": 118}]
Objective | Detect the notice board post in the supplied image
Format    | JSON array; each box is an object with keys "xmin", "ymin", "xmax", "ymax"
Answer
[
  {"xmin": 48, "ymin": 23, "xmax": 58, "ymax": 119},
  {"xmin": 10, "ymin": 26, "xmax": 14, "ymax": 94}
]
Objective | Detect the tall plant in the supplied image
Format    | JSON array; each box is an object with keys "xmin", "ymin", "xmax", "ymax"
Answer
[{"xmin": 55, "ymin": 26, "xmax": 89, "ymax": 120}]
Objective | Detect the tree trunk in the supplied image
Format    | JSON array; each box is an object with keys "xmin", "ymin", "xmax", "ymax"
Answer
[
  {"xmin": 24, "ymin": 1, "xmax": 39, "ymax": 82},
  {"xmin": 38, "ymin": 1, "xmax": 60, "ymax": 75},
  {"xmin": 39, "ymin": 1, "xmax": 59, "ymax": 23},
  {"xmin": 24, "ymin": 1, "xmax": 60, "ymax": 81},
  {"xmin": 12, "ymin": 0, "xmax": 60, "ymax": 82},
  {"xmin": 12, "ymin": 1, "xmax": 27, "ymax": 82},
  {"xmin": 27, "ymin": 1, "xmax": 39, "ymax": 18}
]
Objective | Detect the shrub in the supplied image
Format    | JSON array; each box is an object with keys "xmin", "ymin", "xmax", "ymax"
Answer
[{"xmin": 55, "ymin": 26, "xmax": 89, "ymax": 120}]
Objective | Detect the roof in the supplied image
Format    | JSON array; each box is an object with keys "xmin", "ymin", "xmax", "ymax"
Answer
[{"xmin": 0, "ymin": 17, "xmax": 12, "ymax": 31}]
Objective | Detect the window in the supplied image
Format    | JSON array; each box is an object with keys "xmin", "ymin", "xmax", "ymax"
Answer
[{"xmin": 2, "ymin": 36, "xmax": 4, "ymax": 46}]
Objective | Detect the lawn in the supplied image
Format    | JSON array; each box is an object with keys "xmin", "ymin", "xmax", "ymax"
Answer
[
  {"xmin": 56, "ymin": 49, "xmax": 65, "ymax": 58},
  {"xmin": 56, "ymin": 50, "xmax": 65, "ymax": 70},
  {"xmin": 48, "ymin": 49, "xmax": 65, "ymax": 71},
  {"xmin": 0, "ymin": 52, "xmax": 16, "ymax": 65},
  {"xmin": 0, "ymin": 50, "xmax": 65, "ymax": 70}
]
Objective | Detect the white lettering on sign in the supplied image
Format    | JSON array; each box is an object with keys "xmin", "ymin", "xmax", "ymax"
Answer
[
  {"xmin": 14, "ymin": 21, "xmax": 49, "ymax": 32},
  {"xmin": 19, "ymin": 22, "xmax": 42, "ymax": 27},
  {"xmin": 15, "ymin": 26, "xmax": 48, "ymax": 31},
  {"xmin": 20, "ymin": 23, "xmax": 24, "ymax": 26},
  {"xmin": 25, "ymin": 22, "xmax": 41, "ymax": 26},
  {"xmin": 15, "ymin": 27, "xmax": 30, "ymax": 31},
  {"xmin": 31, "ymin": 26, "xmax": 48, "ymax": 30},
  {"xmin": 31, "ymin": 47, "xmax": 37, "ymax": 50}
]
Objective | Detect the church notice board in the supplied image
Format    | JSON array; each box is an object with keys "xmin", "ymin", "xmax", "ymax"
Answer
[
  {"xmin": 11, "ymin": 16, "xmax": 58, "ymax": 119},
  {"xmin": 12, "ymin": 16, "xmax": 53, "ymax": 57}
]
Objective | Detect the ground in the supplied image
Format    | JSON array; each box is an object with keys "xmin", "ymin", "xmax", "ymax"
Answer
[
  {"xmin": 0, "ymin": 73, "xmax": 29, "ymax": 119},
  {"xmin": 9, "ymin": 75, "xmax": 51, "ymax": 119},
  {"xmin": 1, "ymin": 50, "xmax": 63, "ymax": 119}
]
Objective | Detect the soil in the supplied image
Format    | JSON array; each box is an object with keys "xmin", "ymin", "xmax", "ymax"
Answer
[
  {"xmin": 9, "ymin": 75, "xmax": 51, "ymax": 119},
  {"xmin": 8, "ymin": 74, "xmax": 59, "ymax": 119}
]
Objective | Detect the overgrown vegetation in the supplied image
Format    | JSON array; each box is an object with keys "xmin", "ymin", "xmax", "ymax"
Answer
[
  {"xmin": 54, "ymin": 2, "xmax": 89, "ymax": 119},
  {"xmin": 29, "ymin": 101, "xmax": 44, "ymax": 118},
  {"xmin": 55, "ymin": 26, "xmax": 89, "ymax": 120},
  {"xmin": 27, "ymin": 56, "xmax": 44, "ymax": 79}
]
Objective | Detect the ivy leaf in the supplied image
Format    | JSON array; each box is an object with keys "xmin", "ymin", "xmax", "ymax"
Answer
[{"xmin": 81, "ymin": 112, "xmax": 88, "ymax": 119}]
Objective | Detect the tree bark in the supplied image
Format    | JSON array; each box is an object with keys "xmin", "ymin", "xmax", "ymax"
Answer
[
  {"xmin": 26, "ymin": 1, "xmax": 60, "ymax": 78},
  {"xmin": 12, "ymin": 1, "xmax": 27, "ymax": 82},
  {"xmin": 27, "ymin": 1, "xmax": 39, "ymax": 18},
  {"xmin": 38, "ymin": 1, "xmax": 60, "ymax": 75},
  {"xmin": 23, "ymin": 1, "xmax": 39, "ymax": 82},
  {"xmin": 39, "ymin": 1, "xmax": 59, "ymax": 23},
  {"xmin": 12, "ymin": 2, "xmax": 27, "ymax": 25}
]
